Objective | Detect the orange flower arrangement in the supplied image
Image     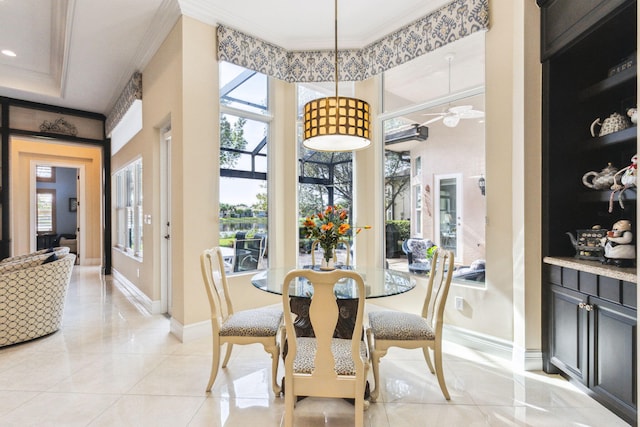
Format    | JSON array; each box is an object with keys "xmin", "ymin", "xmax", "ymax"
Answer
[{"xmin": 302, "ymin": 205, "xmax": 371, "ymax": 264}]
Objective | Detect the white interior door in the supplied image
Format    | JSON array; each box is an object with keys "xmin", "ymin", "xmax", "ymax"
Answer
[
  {"xmin": 75, "ymin": 168, "xmax": 80, "ymax": 263},
  {"xmin": 160, "ymin": 128, "xmax": 172, "ymax": 315}
]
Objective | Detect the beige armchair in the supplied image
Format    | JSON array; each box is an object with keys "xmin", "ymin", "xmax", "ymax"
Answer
[
  {"xmin": 0, "ymin": 253, "xmax": 76, "ymax": 347},
  {"xmin": 0, "ymin": 247, "xmax": 69, "ymax": 264}
]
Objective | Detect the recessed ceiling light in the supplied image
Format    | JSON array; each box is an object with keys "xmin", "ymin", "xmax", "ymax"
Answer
[{"xmin": 1, "ymin": 49, "xmax": 16, "ymax": 57}]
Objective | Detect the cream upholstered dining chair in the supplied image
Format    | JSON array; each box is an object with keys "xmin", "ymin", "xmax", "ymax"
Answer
[
  {"xmin": 200, "ymin": 247, "xmax": 283, "ymax": 395},
  {"xmin": 281, "ymin": 269, "xmax": 369, "ymax": 427},
  {"xmin": 366, "ymin": 247, "xmax": 454, "ymax": 401},
  {"xmin": 310, "ymin": 239, "xmax": 351, "ymax": 266}
]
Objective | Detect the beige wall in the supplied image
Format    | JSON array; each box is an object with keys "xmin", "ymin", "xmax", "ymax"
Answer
[
  {"xmin": 179, "ymin": 17, "xmax": 219, "ymax": 326},
  {"xmin": 112, "ymin": 18, "xmax": 183, "ymax": 302},
  {"xmin": 10, "ymin": 138, "xmax": 102, "ymax": 263},
  {"xmin": 111, "ymin": 16, "xmax": 220, "ymax": 330}
]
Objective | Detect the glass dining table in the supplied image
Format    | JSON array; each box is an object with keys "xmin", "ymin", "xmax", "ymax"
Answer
[{"xmin": 251, "ymin": 266, "xmax": 416, "ymax": 338}]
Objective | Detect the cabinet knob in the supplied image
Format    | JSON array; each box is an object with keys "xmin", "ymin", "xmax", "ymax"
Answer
[
  {"xmin": 578, "ymin": 302, "xmax": 586, "ymax": 309},
  {"xmin": 585, "ymin": 304, "xmax": 594, "ymax": 312}
]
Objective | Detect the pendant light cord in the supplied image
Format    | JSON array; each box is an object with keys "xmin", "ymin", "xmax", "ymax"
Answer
[{"xmin": 334, "ymin": 0, "xmax": 338, "ymax": 100}]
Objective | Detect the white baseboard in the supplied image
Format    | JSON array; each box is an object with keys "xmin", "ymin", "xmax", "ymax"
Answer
[
  {"xmin": 444, "ymin": 325, "xmax": 543, "ymax": 371},
  {"xmin": 112, "ymin": 269, "xmax": 158, "ymax": 314},
  {"xmin": 170, "ymin": 317, "xmax": 210, "ymax": 343},
  {"xmin": 512, "ymin": 344, "xmax": 544, "ymax": 371}
]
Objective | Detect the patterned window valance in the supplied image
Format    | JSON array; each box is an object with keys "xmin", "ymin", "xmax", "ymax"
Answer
[
  {"xmin": 106, "ymin": 71, "xmax": 143, "ymax": 136},
  {"xmin": 217, "ymin": 0, "xmax": 489, "ymax": 83}
]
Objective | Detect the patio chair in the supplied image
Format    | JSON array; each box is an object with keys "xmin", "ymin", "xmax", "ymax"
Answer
[{"xmin": 402, "ymin": 238, "xmax": 435, "ymax": 274}]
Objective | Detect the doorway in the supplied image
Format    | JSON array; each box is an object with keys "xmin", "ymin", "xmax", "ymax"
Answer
[
  {"xmin": 32, "ymin": 162, "xmax": 85, "ymax": 263},
  {"xmin": 11, "ymin": 136, "xmax": 102, "ymax": 265},
  {"xmin": 435, "ymin": 174, "xmax": 462, "ymax": 256},
  {"xmin": 34, "ymin": 165, "xmax": 78, "ymax": 257}
]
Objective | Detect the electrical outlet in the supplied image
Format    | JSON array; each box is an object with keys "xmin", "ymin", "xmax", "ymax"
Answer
[{"xmin": 455, "ymin": 296, "xmax": 464, "ymax": 311}]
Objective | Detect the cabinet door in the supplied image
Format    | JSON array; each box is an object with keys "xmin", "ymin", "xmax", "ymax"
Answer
[
  {"xmin": 538, "ymin": 0, "xmax": 629, "ymax": 60},
  {"xmin": 550, "ymin": 285, "xmax": 588, "ymax": 384},
  {"xmin": 589, "ymin": 296, "xmax": 637, "ymax": 422}
]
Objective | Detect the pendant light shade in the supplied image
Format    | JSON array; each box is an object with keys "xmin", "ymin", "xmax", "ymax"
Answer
[
  {"xmin": 303, "ymin": 95, "xmax": 370, "ymax": 151},
  {"xmin": 302, "ymin": 0, "xmax": 371, "ymax": 152}
]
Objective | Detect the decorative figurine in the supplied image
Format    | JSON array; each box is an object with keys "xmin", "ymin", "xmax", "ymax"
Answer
[
  {"xmin": 628, "ymin": 107, "xmax": 638, "ymax": 125},
  {"xmin": 600, "ymin": 219, "xmax": 635, "ymax": 267},
  {"xmin": 609, "ymin": 153, "xmax": 637, "ymax": 212},
  {"xmin": 566, "ymin": 226, "xmax": 607, "ymax": 260}
]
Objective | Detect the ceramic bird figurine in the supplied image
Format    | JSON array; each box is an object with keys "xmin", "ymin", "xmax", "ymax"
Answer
[{"xmin": 609, "ymin": 154, "xmax": 637, "ymax": 212}]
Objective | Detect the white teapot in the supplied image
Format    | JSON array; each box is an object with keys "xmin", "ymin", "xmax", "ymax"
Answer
[{"xmin": 582, "ymin": 162, "xmax": 618, "ymax": 190}]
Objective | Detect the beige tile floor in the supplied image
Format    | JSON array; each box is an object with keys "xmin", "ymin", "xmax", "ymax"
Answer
[{"xmin": 0, "ymin": 266, "xmax": 631, "ymax": 426}]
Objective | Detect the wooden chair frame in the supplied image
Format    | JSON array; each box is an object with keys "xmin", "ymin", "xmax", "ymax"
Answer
[
  {"xmin": 366, "ymin": 248, "xmax": 454, "ymax": 401},
  {"xmin": 282, "ymin": 268, "xmax": 369, "ymax": 427},
  {"xmin": 200, "ymin": 247, "xmax": 282, "ymax": 395}
]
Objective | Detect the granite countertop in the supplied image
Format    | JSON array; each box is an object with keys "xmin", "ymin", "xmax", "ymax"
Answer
[{"xmin": 543, "ymin": 256, "xmax": 637, "ymax": 283}]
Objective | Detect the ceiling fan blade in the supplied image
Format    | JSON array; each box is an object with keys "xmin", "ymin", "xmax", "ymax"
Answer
[
  {"xmin": 448, "ymin": 105, "xmax": 473, "ymax": 114},
  {"xmin": 458, "ymin": 109, "xmax": 485, "ymax": 119},
  {"xmin": 420, "ymin": 116, "xmax": 443, "ymax": 126}
]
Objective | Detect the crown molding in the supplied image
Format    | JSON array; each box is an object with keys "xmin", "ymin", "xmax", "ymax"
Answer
[{"xmin": 104, "ymin": 0, "xmax": 181, "ymax": 113}]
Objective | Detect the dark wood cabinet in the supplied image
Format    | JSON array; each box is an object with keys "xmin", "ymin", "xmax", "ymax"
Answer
[
  {"xmin": 546, "ymin": 263, "xmax": 637, "ymax": 424},
  {"xmin": 538, "ymin": 0, "xmax": 631, "ymax": 61},
  {"xmin": 549, "ymin": 284, "xmax": 588, "ymax": 384},
  {"xmin": 540, "ymin": 0, "xmax": 637, "ymax": 258},
  {"xmin": 539, "ymin": 1, "xmax": 637, "ymax": 422},
  {"xmin": 590, "ymin": 295, "xmax": 637, "ymax": 420}
]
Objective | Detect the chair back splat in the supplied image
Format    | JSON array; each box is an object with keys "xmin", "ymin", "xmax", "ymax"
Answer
[{"xmin": 282, "ymin": 269, "xmax": 369, "ymax": 427}]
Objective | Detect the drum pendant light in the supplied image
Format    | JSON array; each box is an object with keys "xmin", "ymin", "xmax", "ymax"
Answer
[{"xmin": 302, "ymin": 0, "xmax": 371, "ymax": 152}]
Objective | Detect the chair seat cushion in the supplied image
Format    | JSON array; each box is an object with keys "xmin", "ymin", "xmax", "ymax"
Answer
[
  {"xmin": 293, "ymin": 337, "xmax": 368, "ymax": 375},
  {"xmin": 220, "ymin": 306, "xmax": 283, "ymax": 337},
  {"xmin": 368, "ymin": 311, "xmax": 435, "ymax": 340}
]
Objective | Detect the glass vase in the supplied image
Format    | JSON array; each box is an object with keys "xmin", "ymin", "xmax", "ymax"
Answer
[{"xmin": 320, "ymin": 255, "xmax": 335, "ymax": 271}]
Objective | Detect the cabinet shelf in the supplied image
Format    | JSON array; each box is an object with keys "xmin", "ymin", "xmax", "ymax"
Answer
[
  {"xmin": 579, "ymin": 187, "xmax": 636, "ymax": 203},
  {"xmin": 579, "ymin": 66, "xmax": 637, "ymax": 100},
  {"xmin": 578, "ymin": 126, "xmax": 637, "ymax": 151}
]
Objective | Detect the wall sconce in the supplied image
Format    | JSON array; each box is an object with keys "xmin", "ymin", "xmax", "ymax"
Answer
[{"xmin": 478, "ymin": 176, "xmax": 486, "ymax": 196}]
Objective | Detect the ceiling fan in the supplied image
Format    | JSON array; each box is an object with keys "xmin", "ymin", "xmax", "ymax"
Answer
[
  {"xmin": 421, "ymin": 105, "xmax": 485, "ymax": 127},
  {"xmin": 420, "ymin": 54, "xmax": 484, "ymax": 128}
]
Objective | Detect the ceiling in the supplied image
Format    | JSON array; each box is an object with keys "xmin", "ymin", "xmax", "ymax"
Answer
[{"xmin": 0, "ymin": 0, "xmax": 480, "ymax": 118}]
